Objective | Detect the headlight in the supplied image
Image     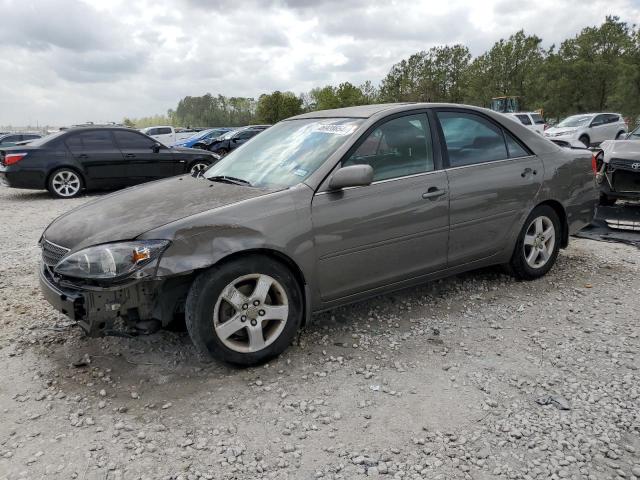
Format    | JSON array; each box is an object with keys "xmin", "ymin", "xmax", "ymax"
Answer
[{"xmin": 53, "ymin": 240, "xmax": 170, "ymax": 280}]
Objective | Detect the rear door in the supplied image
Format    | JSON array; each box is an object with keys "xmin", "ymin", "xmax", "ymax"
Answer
[
  {"xmin": 65, "ymin": 130, "xmax": 128, "ymax": 187},
  {"xmin": 435, "ymin": 109, "xmax": 543, "ymax": 266},
  {"xmin": 113, "ymin": 130, "xmax": 181, "ymax": 183},
  {"xmin": 311, "ymin": 112, "xmax": 449, "ymax": 303},
  {"xmin": 589, "ymin": 114, "xmax": 609, "ymax": 143}
]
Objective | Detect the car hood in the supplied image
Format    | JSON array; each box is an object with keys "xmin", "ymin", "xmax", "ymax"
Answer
[
  {"xmin": 545, "ymin": 127, "xmax": 578, "ymax": 136},
  {"xmin": 43, "ymin": 176, "xmax": 274, "ymax": 252},
  {"xmin": 600, "ymin": 140, "xmax": 640, "ymax": 162}
]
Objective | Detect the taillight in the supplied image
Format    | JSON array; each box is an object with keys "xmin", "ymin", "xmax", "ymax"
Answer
[
  {"xmin": 591, "ymin": 151, "xmax": 603, "ymax": 174},
  {"xmin": 4, "ymin": 152, "xmax": 27, "ymax": 165}
]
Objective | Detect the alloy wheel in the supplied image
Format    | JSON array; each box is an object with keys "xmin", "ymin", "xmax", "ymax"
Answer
[
  {"xmin": 190, "ymin": 162, "xmax": 209, "ymax": 175},
  {"xmin": 523, "ymin": 215, "xmax": 556, "ymax": 269},
  {"xmin": 51, "ymin": 170, "xmax": 81, "ymax": 197},
  {"xmin": 213, "ymin": 274, "xmax": 289, "ymax": 353}
]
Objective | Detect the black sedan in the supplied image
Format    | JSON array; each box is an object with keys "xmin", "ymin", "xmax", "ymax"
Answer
[
  {"xmin": 0, "ymin": 127, "xmax": 219, "ymax": 198},
  {"xmin": 204, "ymin": 125, "xmax": 270, "ymax": 156}
]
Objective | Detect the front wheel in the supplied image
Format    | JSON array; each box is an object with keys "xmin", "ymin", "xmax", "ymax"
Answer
[
  {"xmin": 509, "ymin": 205, "xmax": 561, "ymax": 280},
  {"xmin": 47, "ymin": 168, "xmax": 84, "ymax": 198},
  {"xmin": 189, "ymin": 160, "xmax": 211, "ymax": 176},
  {"xmin": 185, "ymin": 255, "xmax": 303, "ymax": 365},
  {"xmin": 579, "ymin": 135, "xmax": 590, "ymax": 147}
]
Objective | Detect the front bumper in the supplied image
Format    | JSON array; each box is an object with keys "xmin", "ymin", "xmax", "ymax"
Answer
[
  {"xmin": 39, "ymin": 264, "xmax": 162, "ymax": 336},
  {"xmin": 596, "ymin": 162, "xmax": 640, "ymax": 200}
]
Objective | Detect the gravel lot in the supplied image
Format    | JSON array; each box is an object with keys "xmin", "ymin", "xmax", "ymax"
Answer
[{"xmin": 0, "ymin": 186, "xmax": 638, "ymax": 480}]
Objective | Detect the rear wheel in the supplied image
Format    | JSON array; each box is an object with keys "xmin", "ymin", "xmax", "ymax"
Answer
[
  {"xmin": 47, "ymin": 168, "xmax": 83, "ymax": 198},
  {"xmin": 185, "ymin": 255, "xmax": 303, "ymax": 365},
  {"xmin": 579, "ymin": 135, "xmax": 590, "ymax": 147},
  {"xmin": 615, "ymin": 131, "xmax": 626, "ymax": 140},
  {"xmin": 509, "ymin": 205, "xmax": 561, "ymax": 280}
]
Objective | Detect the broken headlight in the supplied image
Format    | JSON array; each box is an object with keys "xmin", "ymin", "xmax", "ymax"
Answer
[{"xmin": 54, "ymin": 240, "xmax": 170, "ymax": 280}]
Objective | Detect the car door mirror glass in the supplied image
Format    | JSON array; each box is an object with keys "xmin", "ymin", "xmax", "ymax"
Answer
[{"xmin": 328, "ymin": 165, "xmax": 374, "ymax": 190}]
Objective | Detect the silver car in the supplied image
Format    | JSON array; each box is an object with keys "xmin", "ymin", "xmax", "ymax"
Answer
[
  {"xmin": 38, "ymin": 103, "xmax": 597, "ymax": 365},
  {"xmin": 544, "ymin": 113, "xmax": 627, "ymax": 146}
]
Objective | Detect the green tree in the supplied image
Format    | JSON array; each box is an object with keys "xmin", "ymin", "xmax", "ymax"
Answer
[{"xmin": 256, "ymin": 91, "xmax": 303, "ymax": 123}]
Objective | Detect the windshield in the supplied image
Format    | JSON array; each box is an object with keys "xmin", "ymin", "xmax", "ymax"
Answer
[
  {"xmin": 557, "ymin": 115, "xmax": 593, "ymax": 128},
  {"xmin": 221, "ymin": 130, "xmax": 237, "ymax": 140},
  {"xmin": 204, "ymin": 118, "xmax": 363, "ymax": 188},
  {"xmin": 629, "ymin": 126, "xmax": 640, "ymax": 138}
]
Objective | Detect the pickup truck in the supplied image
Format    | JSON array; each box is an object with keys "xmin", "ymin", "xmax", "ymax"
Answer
[{"xmin": 140, "ymin": 126, "xmax": 195, "ymax": 146}]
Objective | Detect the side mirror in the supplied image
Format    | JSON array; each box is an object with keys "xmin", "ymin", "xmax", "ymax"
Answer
[
  {"xmin": 328, "ymin": 165, "xmax": 374, "ymax": 190},
  {"xmin": 152, "ymin": 142, "xmax": 162, "ymax": 153}
]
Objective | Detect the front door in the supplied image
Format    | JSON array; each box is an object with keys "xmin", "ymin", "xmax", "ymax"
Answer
[
  {"xmin": 311, "ymin": 112, "xmax": 449, "ymax": 303},
  {"xmin": 65, "ymin": 130, "xmax": 128, "ymax": 187},
  {"xmin": 113, "ymin": 130, "xmax": 181, "ymax": 183},
  {"xmin": 435, "ymin": 109, "xmax": 543, "ymax": 266}
]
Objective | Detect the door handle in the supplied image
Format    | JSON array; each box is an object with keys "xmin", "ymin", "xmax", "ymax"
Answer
[
  {"xmin": 77, "ymin": 154, "xmax": 88, "ymax": 159},
  {"xmin": 125, "ymin": 153, "xmax": 135, "ymax": 158},
  {"xmin": 521, "ymin": 168, "xmax": 537, "ymax": 177},
  {"xmin": 422, "ymin": 187, "xmax": 446, "ymax": 200}
]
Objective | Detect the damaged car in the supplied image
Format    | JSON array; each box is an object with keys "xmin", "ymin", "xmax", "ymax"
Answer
[
  {"xmin": 595, "ymin": 139, "xmax": 640, "ymax": 208},
  {"xmin": 38, "ymin": 103, "xmax": 597, "ymax": 365}
]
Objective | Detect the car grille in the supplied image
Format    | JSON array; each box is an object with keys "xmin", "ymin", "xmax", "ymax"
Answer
[
  {"xmin": 609, "ymin": 158, "xmax": 640, "ymax": 172},
  {"xmin": 41, "ymin": 239, "xmax": 70, "ymax": 267},
  {"xmin": 612, "ymin": 170, "xmax": 640, "ymax": 193}
]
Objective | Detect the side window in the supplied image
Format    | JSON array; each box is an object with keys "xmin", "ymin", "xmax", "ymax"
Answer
[
  {"xmin": 591, "ymin": 115, "xmax": 606, "ymax": 126},
  {"xmin": 78, "ymin": 130, "xmax": 115, "ymax": 150},
  {"xmin": 504, "ymin": 131, "xmax": 530, "ymax": 158},
  {"xmin": 530, "ymin": 113, "xmax": 545, "ymax": 125},
  {"xmin": 114, "ymin": 130, "xmax": 156, "ymax": 149},
  {"xmin": 64, "ymin": 134, "xmax": 84, "ymax": 153},
  {"xmin": 146, "ymin": 128, "xmax": 158, "ymax": 136},
  {"xmin": 606, "ymin": 114, "xmax": 619, "ymax": 124},
  {"xmin": 235, "ymin": 130, "xmax": 255, "ymax": 140},
  {"xmin": 437, "ymin": 111, "xmax": 508, "ymax": 167},
  {"xmin": 156, "ymin": 127, "xmax": 172, "ymax": 135},
  {"xmin": 343, "ymin": 113, "xmax": 434, "ymax": 182},
  {"xmin": 516, "ymin": 114, "xmax": 531, "ymax": 125}
]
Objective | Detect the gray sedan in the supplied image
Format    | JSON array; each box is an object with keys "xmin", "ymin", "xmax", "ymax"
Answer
[{"xmin": 38, "ymin": 103, "xmax": 597, "ymax": 365}]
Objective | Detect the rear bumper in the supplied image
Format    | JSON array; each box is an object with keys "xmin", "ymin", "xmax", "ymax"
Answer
[
  {"xmin": 0, "ymin": 166, "xmax": 46, "ymax": 189},
  {"xmin": 39, "ymin": 264, "xmax": 162, "ymax": 336}
]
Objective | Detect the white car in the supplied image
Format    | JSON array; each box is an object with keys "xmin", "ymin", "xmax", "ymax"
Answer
[
  {"xmin": 507, "ymin": 112, "xmax": 546, "ymax": 135},
  {"xmin": 544, "ymin": 113, "xmax": 627, "ymax": 147},
  {"xmin": 140, "ymin": 126, "xmax": 194, "ymax": 145}
]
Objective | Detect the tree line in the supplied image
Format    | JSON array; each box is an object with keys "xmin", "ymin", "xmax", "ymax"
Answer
[{"xmin": 125, "ymin": 16, "xmax": 640, "ymax": 128}]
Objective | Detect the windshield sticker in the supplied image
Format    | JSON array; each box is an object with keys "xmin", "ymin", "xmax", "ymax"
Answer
[
  {"xmin": 293, "ymin": 168, "xmax": 308, "ymax": 177},
  {"xmin": 312, "ymin": 124, "xmax": 357, "ymax": 135}
]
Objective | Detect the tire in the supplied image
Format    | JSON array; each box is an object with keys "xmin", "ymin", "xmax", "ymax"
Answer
[
  {"xmin": 579, "ymin": 135, "xmax": 590, "ymax": 147},
  {"xmin": 599, "ymin": 193, "xmax": 616, "ymax": 206},
  {"xmin": 615, "ymin": 131, "xmax": 626, "ymax": 140},
  {"xmin": 185, "ymin": 255, "xmax": 303, "ymax": 365},
  {"xmin": 214, "ymin": 148, "xmax": 228, "ymax": 157},
  {"xmin": 509, "ymin": 205, "xmax": 561, "ymax": 280},
  {"xmin": 188, "ymin": 160, "xmax": 211, "ymax": 176},
  {"xmin": 47, "ymin": 168, "xmax": 84, "ymax": 198}
]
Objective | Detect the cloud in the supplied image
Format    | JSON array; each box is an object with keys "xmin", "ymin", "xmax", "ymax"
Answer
[{"xmin": 0, "ymin": 0, "xmax": 638, "ymax": 125}]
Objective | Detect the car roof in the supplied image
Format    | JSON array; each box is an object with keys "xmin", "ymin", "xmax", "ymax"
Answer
[{"xmin": 289, "ymin": 103, "xmax": 416, "ymax": 119}]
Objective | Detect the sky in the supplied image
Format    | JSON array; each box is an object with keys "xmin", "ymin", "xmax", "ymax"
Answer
[{"xmin": 1, "ymin": 0, "xmax": 639, "ymax": 126}]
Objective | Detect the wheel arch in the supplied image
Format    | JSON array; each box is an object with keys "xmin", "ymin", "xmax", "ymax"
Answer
[
  {"xmin": 45, "ymin": 165, "xmax": 86, "ymax": 190},
  {"xmin": 534, "ymin": 199, "xmax": 569, "ymax": 248},
  {"xmin": 203, "ymin": 247, "xmax": 310, "ymax": 326}
]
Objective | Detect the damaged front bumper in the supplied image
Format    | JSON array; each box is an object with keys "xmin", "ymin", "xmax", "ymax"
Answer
[{"xmin": 39, "ymin": 263, "xmax": 163, "ymax": 336}]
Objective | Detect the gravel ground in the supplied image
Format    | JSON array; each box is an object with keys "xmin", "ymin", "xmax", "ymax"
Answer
[{"xmin": 0, "ymin": 187, "xmax": 638, "ymax": 480}]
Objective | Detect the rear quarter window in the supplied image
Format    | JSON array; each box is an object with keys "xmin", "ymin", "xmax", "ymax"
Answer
[{"xmin": 530, "ymin": 114, "xmax": 545, "ymax": 124}]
